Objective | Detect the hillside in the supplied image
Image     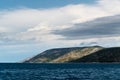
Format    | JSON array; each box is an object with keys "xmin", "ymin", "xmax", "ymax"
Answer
[
  {"xmin": 71, "ymin": 47, "xmax": 120, "ymax": 62},
  {"xmin": 24, "ymin": 46, "xmax": 103, "ymax": 63},
  {"xmin": 25, "ymin": 46, "xmax": 120, "ymax": 63},
  {"xmin": 52, "ymin": 46, "xmax": 102, "ymax": 62},
  {"xmin": 24, "ymin": 47, "xmax": 82, "ymax": 63}
]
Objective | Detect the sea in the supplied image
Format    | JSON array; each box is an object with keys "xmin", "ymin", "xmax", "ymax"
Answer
[{"xmin": 0, "ymin": 63, "xmax": 120, "ymax": 80}]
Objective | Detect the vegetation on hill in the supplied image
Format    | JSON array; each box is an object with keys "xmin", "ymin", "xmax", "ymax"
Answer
[
  {"xmin": 24, "ymin": 46, "xmax": 103, "ymax": 63},
  {"xmin": 71, "ymin": 47, "xmax": 120, "ymax": 62}
]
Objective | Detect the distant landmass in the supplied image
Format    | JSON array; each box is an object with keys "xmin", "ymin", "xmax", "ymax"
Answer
[{"xmin": 24, "ymin": 46, "xmax": 120, "ymax": 63}]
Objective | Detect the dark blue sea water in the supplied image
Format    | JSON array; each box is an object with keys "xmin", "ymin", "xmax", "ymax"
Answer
[{"xmin": 0, "ymin": 63, "xmax": 120, "ymax": 80}]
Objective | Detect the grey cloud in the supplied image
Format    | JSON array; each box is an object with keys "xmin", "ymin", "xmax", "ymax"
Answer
[
  {"xmin": 53, "ymin": 15, "xmax": 120, "ymax": 39},
  {"xmin": 80, "ymin": 42, "xmax": 98, "ymax": 46}
]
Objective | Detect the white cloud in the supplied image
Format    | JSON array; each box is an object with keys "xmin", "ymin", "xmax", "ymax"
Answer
[
  {"xmin": 98, "ymin": 0, "xmax": 120, "ymax": 14},
  {"xmin": 0, "ymin": 0, "xmax": 120, "ymax": 47}
]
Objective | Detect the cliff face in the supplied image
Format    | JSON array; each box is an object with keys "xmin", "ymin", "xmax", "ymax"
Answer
[{"xmin": 24, "ymin": 46, "xmax": 103, "ymax": 63}]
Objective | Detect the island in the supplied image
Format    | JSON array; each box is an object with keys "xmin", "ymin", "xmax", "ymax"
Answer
[{"xmin": 24, "ymin": 46, "xmax": 120, "ymax": 63}]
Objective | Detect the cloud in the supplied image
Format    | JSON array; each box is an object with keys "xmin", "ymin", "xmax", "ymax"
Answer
[
  {"xmin": 53, "ymin": 15, "xmax": 120, "ymax": 39},
  {"xmin": 0, "ymin": 0, "xmax": 120, "ymax": 47},
  {"xmin": 80, "ymin": 42, "xmax": 98, "ymax": 47}
]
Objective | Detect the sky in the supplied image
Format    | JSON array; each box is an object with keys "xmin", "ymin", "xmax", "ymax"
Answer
[{"xmin": 0, "ymin": 0, "xmax": 120, "ymax": 62}]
